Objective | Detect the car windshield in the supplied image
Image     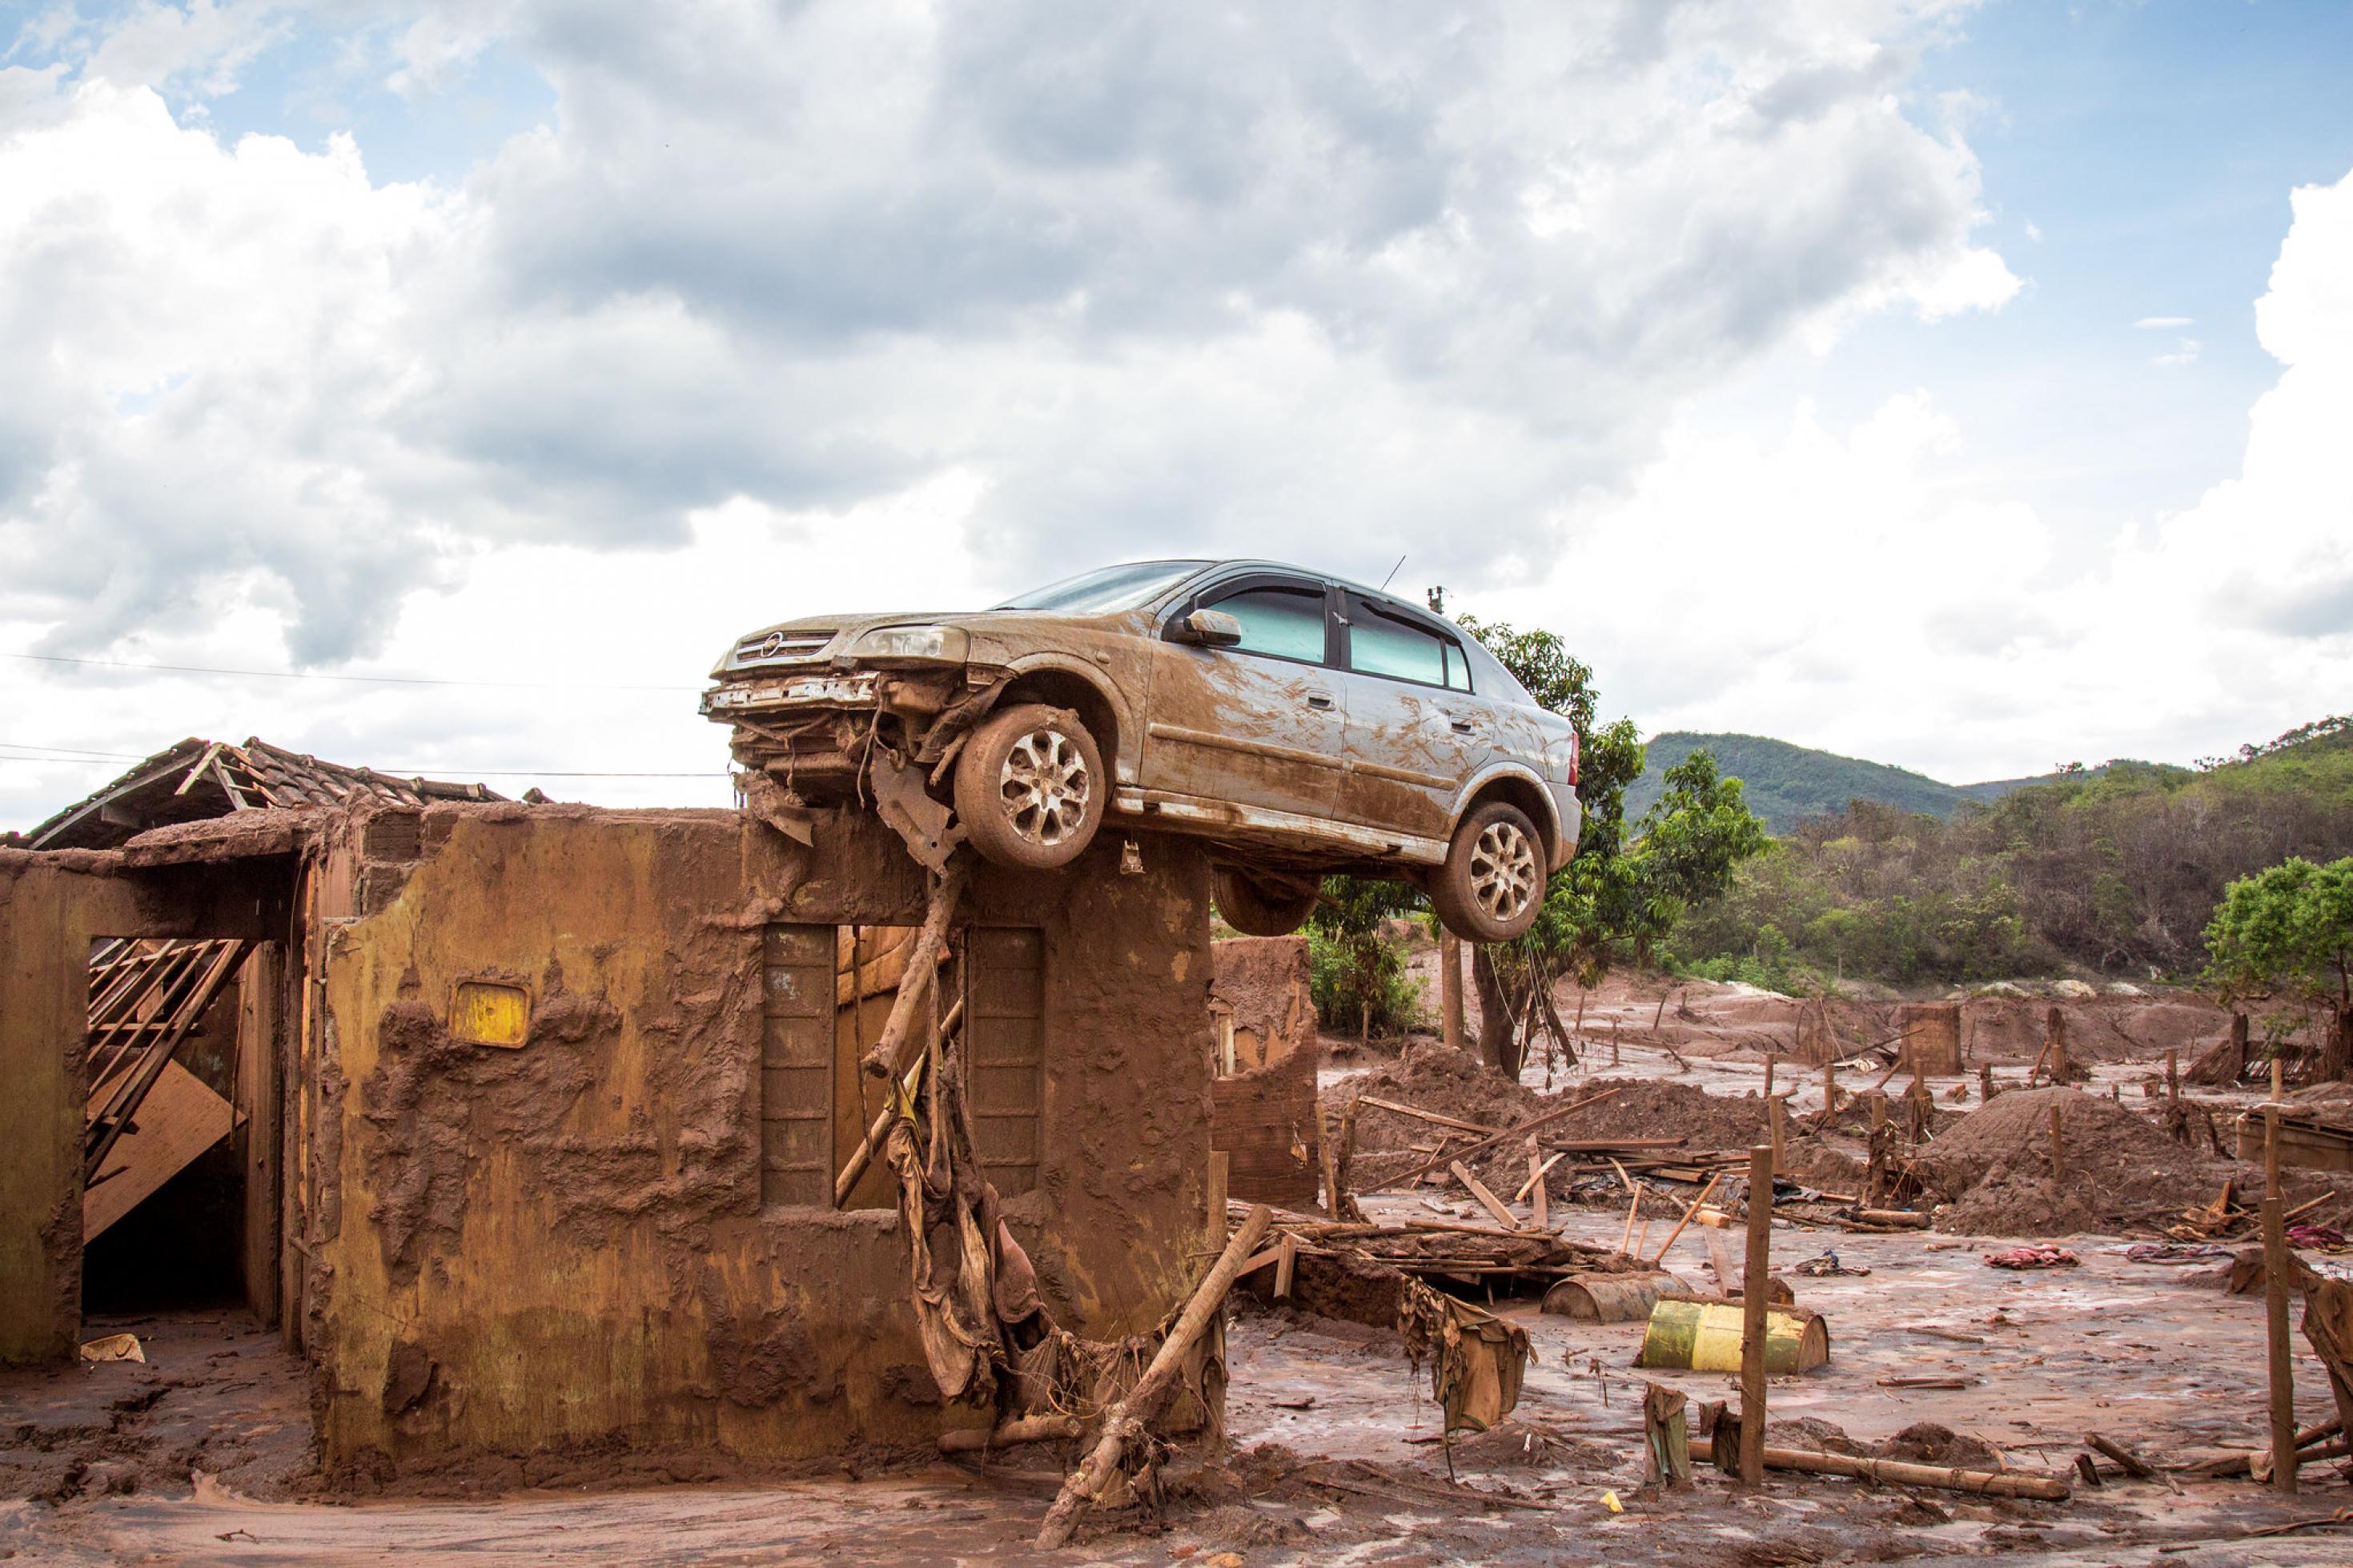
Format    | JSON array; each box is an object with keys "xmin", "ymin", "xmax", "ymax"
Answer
[{"xmin": 994, "ymin": 559, "xmax": 1212, "ymax": 615}]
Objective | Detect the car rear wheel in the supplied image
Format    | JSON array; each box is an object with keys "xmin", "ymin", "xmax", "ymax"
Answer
[
  {"xmin": 1430, "ymin": 800, "xmax": 1546, "ymax": 943},
  {"xmin": 1212, "ymin": 868, "xmax": 1319, "ymax": 936},
  {"xmin": 954, "ymin": 703, "xmax": 1106, "ymax": 870}
]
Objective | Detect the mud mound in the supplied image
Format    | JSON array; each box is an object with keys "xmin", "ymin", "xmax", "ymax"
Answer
[
  {"xmin": 1541, "ymin": 1076, "xmax": 1771, "ymax": 1150},
  {"xmin": 1913, "ymin": 1087, "xmax": 2230, "ymax": 1237},
  {"xmin": 1330, "ymin": 1041, "xmax": 1548, "ymax": 1156}
]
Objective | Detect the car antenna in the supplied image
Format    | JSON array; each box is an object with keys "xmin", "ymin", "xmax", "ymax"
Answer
[{"xmin": 1379, "ymin": 553, "xmax": 1407, "ymax": 591}]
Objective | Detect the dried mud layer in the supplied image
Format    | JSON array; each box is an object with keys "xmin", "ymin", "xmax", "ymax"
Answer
[{"xmin": 10, "ymin": 1233, "xmax": 2353, "ymax": 1567}]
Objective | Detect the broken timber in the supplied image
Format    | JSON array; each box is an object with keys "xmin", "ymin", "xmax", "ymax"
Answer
[
  {"xmin": 1036, "ymin": 1205, "xmax": 1274, "ymax": 1550},
  {"xmin": 1688, "ymin": 1439, "xmax": 2070, "ymax": 1501}
]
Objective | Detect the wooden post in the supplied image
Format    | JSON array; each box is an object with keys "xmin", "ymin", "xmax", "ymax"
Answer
[
  {"xmin": 1527, "ymin": 1135, "xmax": 1548, "ymax": 1230},
  {"xmin": 1037, "ymin": 1205, "xmax": 1274, "ymax": 1548},
  {"xmin": 1980, "ymin": 1064, "xmax": 1994, "ymax": 1102},
  {"xmin": 2263, "ymin": 1105, "xmax": 2298, "ymax": 1496},
  {"xmin": 2166, "ymin": 1049, "xmax": 2180, "ymax": 1112},
  {"xmin": 1764, "ymin": 1049, "xmax": 1777, "ymax": 1101},
  {"xmin": 2049, "ymin": 1101, "xmax": 2065, "ymax": 1183},
  {"xmin": 1822, "ymin": 1054, "xmax": 1837, "ymax": 1123},
  {"xmin": 1317, "ymin": 1100, "xmax": 1342, "ymax": 1220},
  {"xmin": 1441, "ymin": 932, "xmax": 1465, "ymax": 1056},
  {"xmin": 1206, "ymin": 1150, "xmax": 1228, "ymax": 1253},
  {"xmin": 1738, "ymin": 1143, "xmax": 1773, "ymax": 1486},
  {"xmin": 2049, "ymin": 1006, "xmax": 2068, "ymax": 1084}
]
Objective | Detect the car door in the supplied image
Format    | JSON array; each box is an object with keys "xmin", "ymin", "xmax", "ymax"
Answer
[
  {"xmin": 1334, "ymin": 592, "xmax": 1484, "ymax": 840},
  {"xmin": 1138, "ymin": 571, "xmax": 1346, "ymax": 820}
]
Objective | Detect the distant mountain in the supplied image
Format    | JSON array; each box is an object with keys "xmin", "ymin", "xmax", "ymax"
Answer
[{"xmin": 1624, "ymin": 731, "xmax": 2174, "ymax": 834}]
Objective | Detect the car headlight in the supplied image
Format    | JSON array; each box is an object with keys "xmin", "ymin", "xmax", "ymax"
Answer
[{"xmin": 847, "ymin": 624, "xmax": 969, "ymax": 664}]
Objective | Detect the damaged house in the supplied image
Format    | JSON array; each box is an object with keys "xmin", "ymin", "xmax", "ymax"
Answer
[{"xmin": 1, "ymin": 736, "xmax": 1221, "ymax": 1472}]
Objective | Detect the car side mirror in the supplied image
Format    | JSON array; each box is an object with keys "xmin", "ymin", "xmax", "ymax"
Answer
[{"xmin": 1167, "ymin": 608, "xmax": 1243, "ymax": 648}]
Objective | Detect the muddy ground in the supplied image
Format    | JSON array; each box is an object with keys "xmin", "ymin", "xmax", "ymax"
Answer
[
  {"xmin": 10, "ymin": 969, "xmax": 2353, "ymax": 1562},
  {"xmin": 9, "ymin": 1213, "xmax": 2353, "ymax": 1564}
]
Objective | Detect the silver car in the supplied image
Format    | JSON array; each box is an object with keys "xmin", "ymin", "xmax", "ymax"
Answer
[{"xmin": 702, "ymin": 559, "xmax": 1580, "ymax": 941}]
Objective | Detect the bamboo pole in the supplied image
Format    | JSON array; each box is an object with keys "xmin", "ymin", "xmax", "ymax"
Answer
[
  {"xmin": 1739, "ymin": 1142, "xmax": 1773, "ymax": 1486},
  {"xmin": 1649, "ymin": 1172, "xmax": 1722, "ymax": 1264},
  {"xmin": 1036, "ymin": 1205, "xmax": 1274, "ymax": 1549},
  {"xmin": 2263, "ymin": 1102, "xmax": 2298, "ymax": 1496},
  {"xmin": 856, "ymin": 858, "xmax": 968, "ymax": 1082},
  {"xmin": 834, "ymin": 994, "xmax": 965, "ymax": 1206},
  {"xmin": 1688, "ymin": 1440, "xmax": 2069, "ymax": 1501},
  {"xmin": 1619, "ymin": 1184, "xmax": 1644, "ymax": 1256}
]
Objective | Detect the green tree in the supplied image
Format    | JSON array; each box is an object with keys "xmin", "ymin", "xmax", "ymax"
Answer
[
  {"xmin": 1454, "ymin": 617, "xmax": 1769, "ymax": 1077},
  {"xmin": 1305, "ymin": 875, "xmax": 1425, "ymax": 1043},
  {"xmin": 2206, "ymin": 856, "xmax": 2353, "ymax": 1077}
]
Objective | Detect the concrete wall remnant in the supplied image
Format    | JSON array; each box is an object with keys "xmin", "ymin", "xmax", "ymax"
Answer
[{"xmin": 296, "ymin": 801, "xmax": 1214, "ymax": 1470}]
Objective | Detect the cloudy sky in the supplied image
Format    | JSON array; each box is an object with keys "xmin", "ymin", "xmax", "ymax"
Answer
[{"xmin": 4, "ymin": 0, "xmax": 2350, "ymax": 829}]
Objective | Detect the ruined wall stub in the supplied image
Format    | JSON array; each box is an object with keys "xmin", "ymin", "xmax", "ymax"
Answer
[
  {"xmin": 303, "ymin": 801, "xmax": 1214, "ymax": 1469},
  {"xmin": 0, "ymin": 848, "xmax": 291, "ymax": 1361},
  {"xmin": 1207, "ymin": 935, "xmax": 1320, "ymax": 1209},
  {"xmin": 1897, "ymin": 1002, "xmax": 1965, "ymax": 1076}
]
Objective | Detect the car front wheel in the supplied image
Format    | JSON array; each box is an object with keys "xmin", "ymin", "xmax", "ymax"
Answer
[
  {"xmin": 1212, "ymin": 868, "xmax": 1319, "ymax": 936},
  {"xmin": 1429, "ymin": 800, "xmax": 1546, "ymax": 943},
  {"xmin": 953, "ymin": 703, "xmax": 1106, "ymax": 870}
]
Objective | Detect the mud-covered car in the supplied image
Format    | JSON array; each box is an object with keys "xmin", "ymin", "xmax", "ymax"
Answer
[{"xmin": 702, "ymin": 559, "xmax": 1580, "ymax": 941}]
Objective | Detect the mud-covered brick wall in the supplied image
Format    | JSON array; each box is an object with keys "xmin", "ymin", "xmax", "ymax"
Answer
[{"xmin": 311, "ymin": 802, "xmax": 1213, "ymax": 1468}]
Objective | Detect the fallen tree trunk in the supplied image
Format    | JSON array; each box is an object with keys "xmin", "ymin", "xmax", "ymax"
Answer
[
  {"xmin": 1688, "ymin": 1438, "xmax": 2070, "ymax": 1501},
  {"xmin": 1036, "ymin": 1204, "xmax": 1274, "ymax": 1550},
  {"xmin": 940, "ymin": 1413, "xmax": 1086, "ymax": 1454}
]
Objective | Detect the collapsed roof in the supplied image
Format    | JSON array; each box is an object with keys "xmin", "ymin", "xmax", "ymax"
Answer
[{"xmin": 14, "ymin": 736, "xmax": 521, "ymax": 852}]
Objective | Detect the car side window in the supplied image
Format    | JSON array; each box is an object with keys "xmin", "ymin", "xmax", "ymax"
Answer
[
  {"xmin": 1349, "ymin": 604, "xmax": 1460, "ymax": 689},
  {"xmin": 1205, "ymin": 586, "xmax": 1328, "ymax": 664}
]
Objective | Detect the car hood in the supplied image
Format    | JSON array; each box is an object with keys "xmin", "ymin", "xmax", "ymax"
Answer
[{"xmin": 709, "ymin": 606, "xmax": 1153, "ymax": 677}]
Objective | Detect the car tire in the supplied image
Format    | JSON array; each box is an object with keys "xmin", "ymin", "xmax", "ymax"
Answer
[
  {"xmin": 1430, "ymin": 800, "xmax": 1547, "ymax": 943},
  {"xmin": 1213, "ymin": 868, "xmax": 1319, "ymax": 937},
  {"xmin": 953, "ymin": 703, "xmax": 1106, "ymax": 871}
]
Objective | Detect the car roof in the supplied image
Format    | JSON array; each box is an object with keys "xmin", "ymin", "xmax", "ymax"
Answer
[{"xmin": 1184, "ymin": 559, "xmax": 1439, "ymax": 620}]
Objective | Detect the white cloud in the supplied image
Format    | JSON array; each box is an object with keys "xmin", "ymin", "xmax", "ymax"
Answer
[
  {"xmin": 2151, "ymin": 336, "xmax": 2200, "ymax": 367},
  {"xmin": 0, "ymin": 5, "xmax": 2016, "ymax": 656},
  {"xmin": 2, "ymin": 1, "xmax": 2042, "ymax": 828},
  {"xmin": 1471, "ymin": 162, "xmax": 2353, "ymax": 782},
  {"xmin": 2133, "ymin": 315, "xmax": 2193, "ymax": 329}
]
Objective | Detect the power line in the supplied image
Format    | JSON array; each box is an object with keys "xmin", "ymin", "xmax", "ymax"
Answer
[
  {"xmin": 0, "ymin": 744, "xmax": 727, "ymax": 778},
  {"xmin": 3, "ymin": 650, "xmax": 703, "ymax": 692}
]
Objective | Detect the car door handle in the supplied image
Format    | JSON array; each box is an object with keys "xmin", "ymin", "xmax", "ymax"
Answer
[
  {"xmin": 1306, "ymin": 694, "xmax": 1335, "ymax": 711},
  {"xmin": 1450, "ymin": 719, "xmax": 1476, "ymax": 735}
]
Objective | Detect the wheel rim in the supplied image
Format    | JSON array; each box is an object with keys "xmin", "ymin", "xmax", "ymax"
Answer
[
  {"xmin": 1469, "ymin": 820, "xmax": 1540, "ymax": 923},
  {"xmin": 997, "ymin": 727, "xmax": 1091, "ymax": 848}
]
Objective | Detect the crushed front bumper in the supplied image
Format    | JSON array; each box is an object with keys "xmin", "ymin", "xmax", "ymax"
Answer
[{"xmin": 700, "ymin": 669, "xmax": 881, "ymax": 717}]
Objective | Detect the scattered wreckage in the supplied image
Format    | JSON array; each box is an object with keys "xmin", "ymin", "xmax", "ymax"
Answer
[{"xmin": 704, "ymin": 557, "xmax": 1581, "ymax": 942}]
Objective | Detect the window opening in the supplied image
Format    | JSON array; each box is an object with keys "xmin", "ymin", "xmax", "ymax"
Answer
[{"xmin": 1206, "ymin": 585, "xmax": 1327, "ymax": 664}]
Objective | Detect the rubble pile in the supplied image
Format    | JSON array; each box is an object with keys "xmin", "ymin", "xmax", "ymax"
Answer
[{"xmin": 1913, "ymin": 1087, "xmax": 2231, "ymax": 1236}]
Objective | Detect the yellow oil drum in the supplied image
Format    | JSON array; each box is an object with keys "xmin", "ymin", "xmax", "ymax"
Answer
[{"xmin": 1635, "ymin": 1295, "xmax": 1829, "ymax": 1374}]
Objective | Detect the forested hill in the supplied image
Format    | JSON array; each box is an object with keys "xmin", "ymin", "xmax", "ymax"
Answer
[
  {"xmin": 1626, "ymin": 731, "xmax": 2162, "ymax": 833},
  {"xmin": 1669, "ymin": 715, "xmax": 2353, "ymax": 986}
]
